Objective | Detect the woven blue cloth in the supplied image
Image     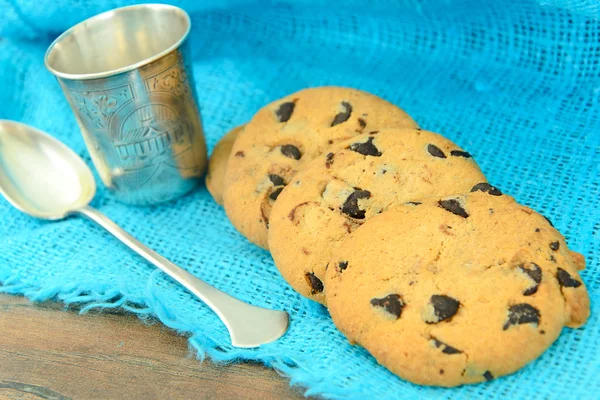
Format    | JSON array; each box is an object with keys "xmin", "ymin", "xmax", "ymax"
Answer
[{"xmin": 1, "ymin": 0, "xmax": 598, "ymax": 398}]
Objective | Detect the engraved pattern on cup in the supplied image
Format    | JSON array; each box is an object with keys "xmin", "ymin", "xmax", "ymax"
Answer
[
  {"xmin": 45, "ymin": 5, "xmax": 207, "ymax": 205},
  {"xmin": 59, "ymin": 51, "xmax": 206, "ymax": 205}
]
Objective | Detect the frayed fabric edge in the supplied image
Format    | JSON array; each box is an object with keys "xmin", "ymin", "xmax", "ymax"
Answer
[{"xmin": 0, "ymin": 272, "xmax": 356, "ymax": 400}]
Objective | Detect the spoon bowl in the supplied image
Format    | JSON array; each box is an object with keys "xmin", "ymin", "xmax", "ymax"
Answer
[
  {"xmin": 0, "ymin": 120, "xmax": 288, "ymax": 348},
  {"xmin": 0, "ymin": 121, "xmax": 95, "ymax": 220}
]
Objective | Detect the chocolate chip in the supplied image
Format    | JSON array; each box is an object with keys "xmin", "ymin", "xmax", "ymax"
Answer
[
  {"xmin": 483, "ymin": 371, "xmax": 494, "ymax": 381},
  {"xmin": 276, "ymin": 101, "xmax": 295, "ymax": 122},
  {"xmin": 370, "ymin": 294, "xmax": 404, "ymax": 319},
  {"xmin": 438, "ymin": 199, "xmax": 469, "ymax": 218},
  {"xmin": 406, "ymin": 201, "xmax": 422, "ymax": 206},
  {"xmin": 556, "ymin": 268, "xmax": 582, "ymax": 288},
  {"xmin": 535, "ymin": 228, "xmax": 541, "ymax": 232},
  {"xmin": 235, "ymin": 150, "xmax": 245, "ymax": 158},
  {"xmin": 325, "ymin": 152, "xmax": 334, "ymax": 168},
  {"xmin": 341, "ymin": 189, "xmax": 371, "ymax": 219},
  {"xmin": 305, "ymin": 272, "xmax": 324, "ymax": 294},
  {"xmin": 450, "ymin": 150, "xmax": 472, "ymax": 158},
  {"xmin": 269, "ymin": 174, "xmax": 285, "ymax": 186},
  {"xmin": 549, "ymin": 241, "xmax": 560, "ymax": 251},
  {"xmin": 269, "ymin": 187, "xmax": 283, "ymax": 200},
  {"xmin": 441, "ymin": 345, "xmax": 461, "ymax": 355},
  {"xmin": 358, "ymin": 118, "xmax": 367, "ymax": 129},
  {"xmin": 427, "ymin": 144, "xmax": 446, "ymax": 158},
  {"xmin": 331, "ymin": 101, "xmax": 352, "ymax": 126},
  {"xmin": 543, "ymin": 215, "xmax": 555, "ymax": 227},
  {"xmin": 519, "ymin": 263, "xmax": 542, "ymax": 296},
  {"xmin": 349, "ymin": 137, "xmax": 382, "ymax": 157},
  {"xmin": 503, "ymin": 303, "xmax": 540, "ymax": 330},
  {"xmin": 431, "ymin": 338, "xmax": 462, "ymax": 354},
  {"xmin": 280, "ymin": 144, "xmax": 302, "ymax": 160},
  {"xmin": 440, "ymin": 369, "xmax": 444, "ymax": 375},
  {"xmin": 338, "ymin": 261, "xmax": 348, "ymax": 271},
  {"xmin": 549, "ymin": 255, "xmax": 556, "ymax": 262},
  {"xmin": 470, "ymin": 182, "xmax": 503, "ymax": 196},
  {"xmin": 428, "ymin": 295, "xmax": 460, "ymax": 323}
]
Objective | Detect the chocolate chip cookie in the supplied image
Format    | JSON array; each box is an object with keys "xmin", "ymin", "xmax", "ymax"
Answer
[
  {"xmin": 268, "ymin": 128, "xmax": 487, "ymax": 303},
  {"xmin": 206, "ymin": 125, "xmax": 245, "ymax": 205},
  {"xmin": 222, "ymin": 87, "xmax": 418, "ymax": 248},
  {"xmin": 324, "ymin": 191, "xmax": 590, "ymax": 386}
]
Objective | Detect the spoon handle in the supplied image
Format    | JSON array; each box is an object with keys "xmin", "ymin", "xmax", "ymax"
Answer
[{"xmin": 76, "ymin": 206, "xmax": 288, "ymax": 348}]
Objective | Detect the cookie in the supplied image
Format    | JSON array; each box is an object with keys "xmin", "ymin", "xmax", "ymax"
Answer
[
  {"xmin": 206, "ymin": 125, "xmax": 244, "ymax": 205},
  {"xmin": 324, "ymin": 191, "xmax": 590, "ymax": 386},
  {"xmin": 222, "ymin": 87, "xmax": 418, "ymax": 248},
  {"xmin": 268, "ymin": 128, "xmax": 487, "ymax": 304}
]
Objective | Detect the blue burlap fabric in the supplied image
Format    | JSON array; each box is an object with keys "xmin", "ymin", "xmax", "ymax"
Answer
[{"xmin": 0, "ymin": 1, "xmax": 598, "ymax": 398}]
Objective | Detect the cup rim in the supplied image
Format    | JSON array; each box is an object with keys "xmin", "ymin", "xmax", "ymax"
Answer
[{"xmin": 44, "ymin": 3, "xmax": 191, "ymax": 81}]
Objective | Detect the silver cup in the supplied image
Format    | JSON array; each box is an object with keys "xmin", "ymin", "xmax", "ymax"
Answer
[{"xmin": 45, "ymin": 4, "xmax": 207, "ymax": 205}]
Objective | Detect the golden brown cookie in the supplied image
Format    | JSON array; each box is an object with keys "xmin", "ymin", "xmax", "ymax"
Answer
[
  {"xmin": 325, "ymin": 191, "xmax": 590, "ymax": 386},
  {"xmin": 223, "ymin": 87, "xmax": 418, "ymax": 248},
  {"xmin": 206, "ymin": 125, "xmax": 244, "ymax": 205},
  {"xmin": 268, "ymin": 128, "xmax": 487, "ymax": 304}
]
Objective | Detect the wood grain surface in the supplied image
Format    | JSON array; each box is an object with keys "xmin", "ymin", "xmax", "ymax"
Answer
[{"xmin": 0, "ymin": 294, "xmax": 305, "ymax": 400}]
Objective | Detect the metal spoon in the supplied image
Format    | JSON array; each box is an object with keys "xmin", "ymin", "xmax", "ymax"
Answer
[{"xmin": 0, "ymin": 120, "xmax": 289, "ymax": 348}]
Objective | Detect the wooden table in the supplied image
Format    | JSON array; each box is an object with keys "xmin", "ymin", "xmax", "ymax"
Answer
[{"xmin": 0, "ymin": 294, "xmax": 304, "ymax": 399}]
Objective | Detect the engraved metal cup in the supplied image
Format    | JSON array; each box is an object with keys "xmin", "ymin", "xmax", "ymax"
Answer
[{"xmin": 45, "ymin": 4, "xmax": 207, "ymax": 205}]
